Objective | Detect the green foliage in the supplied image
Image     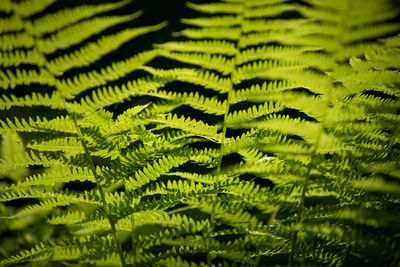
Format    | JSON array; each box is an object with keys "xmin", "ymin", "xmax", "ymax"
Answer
[{"xmin": 0, "ymin": 0, "xmax": 399, "ymax": 266}]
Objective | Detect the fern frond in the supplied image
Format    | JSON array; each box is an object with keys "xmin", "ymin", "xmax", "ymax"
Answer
[
  {"xmin": 159, "ymin": 256, "xmax": 199, "ymax": 267},
  {"xmin": 239, "ymin": 46, "xmax": 333, "ymax": 70},
  {"xmin": 147, "ymin": 90, "xmax": 227, "ymax": 115},
  {"xmin": 238, "ymin": 29, "xmax": 299, "ymax": 49},
  {"xmin": 342, "ymin": 23, "xmax": 400, "ymax": 44},
  {"xmin": 27, "ymin": 0, "xmax": 131, "ymax": 36},
  {"xmin": 159, "ymin": 51, "xmax": 234, "ymax": 75},
  {"xmin": 0, "ymin": 116, "xmax": 76, "ymax": 134},
  {"xmin": 141, "ymin": 66, "xmax": 231, "ymax": 93},
  {"xmin": 125, "ymin": 153, "xmax": 190, "ymax": 191},
  {"xmin": 232, "ymin": 60, "xmax": 305, "ymax": 83},
  {"xmin": 57, "ymin": 50, "xmax": 158, "ymax": 98},
  {"xmin": 81, "ymin": 77, "xmax": 166, "ymax": 110},
  {"xmin": 0, "ymin": 243, "xmax": 48, "ymax": 265},
  {"xmin": 231, "ymin": 80, "xmax": 296, "ymax": 104},
  {"xmin": 13, "ymin": 0, "xmax": 56, "ymax": 18},
  {"xmin": 226, "ymin": 101, "xmax": 283, "ymax": 126},
  {"xmin": 186, "ymin": 2, "xmax": 242, "ymax": 14},
  {"xmin": 1, "ymin": 0, "xmax": 399, "ymax": 266},
  {"xmin": 354, "ymin": 176, "xmax": 400, "ymax": 194},
  {"xmin": 152, "ymin": 114, "xmax": 221, "ymax": 142},
  {"xmin": 0, "ymin": 0, "xmax": 12, "ymax": 13},
  {"xmin": 182, "ymin": 15, "xmax": 240, "ymax": 27},
  {"xmin": 0, "ymin": 92, "xmax": 64, "ymax": 110},
  {"xmin": 0, "ymin": 68, "xmax": 55, "ymax": 89},
  {"xmin": 176, "ymin": 27, "xmax": 241, "ymax": 40},
  {"xmin": 144, "ymin": 179, "xmax": 213, "ymax": 200},
  {"xmin": 37, "ymin": 15, "xmax": 137, "ymax": 54},
  {"xmin": 0, "ymin": 49, "xmax": 45, "ymax": 67},
  {"xmin": 155, "ymin": 40, "xmax": 236, "ymax": 55},
  {"xmin": 242, "ymin": 18, "xmax": 300, "ymax": 33},
  {"xmin": 0, "ymin": 131, "xmax": 29, "ymax": 181},
  {"xmin": 363, "ymin": 48, "xmax": 400, "ymax": 70},
  {"xmin": 27, "ymin": 137, "xmax": 83, "ymax": 153},
  {"xmin": 258, "ymin": 135, "xmax": 311, "ymax": 156},
  {"xmin": 0, "ymin": 16, "xmax": 23, "ymax": 34},
  {"xmin": 48, "ymin": 210, "xmax": 90, "ymax": 225},
  {"xmin": 302, "ymin": 0, "xmax": 398, "ymax": 27},
  {"xmin": 262, "ymin": 69, "xmax": 334, "ymax": 96},
  {"xmin": 0, "ymin": 150, "xmax": 55, "ymax": 172},
  {"xmin": 245, "ymin": 115, "xmax": 320, "ymax": 143},
  {"xmin": 383, "ymin": 33, "xmax": 400, "ymax": 47},
  {"xmin": 1, "ymin": 190, "xmax": 100, "ymax": 219},
  {"xmin": 244, "ymin": 3, "xmax": 296, "ymax": 19},
  {"xmin": 166, "ymin": 172, "xmax": 230, "ymax": 185},
  {"xmin": 47, "ymin": 22, "xmax": 166, "ymax": 75},
  {"xmin": 8, "ymin": 166, "xmax": 94, "ymax": 189}
]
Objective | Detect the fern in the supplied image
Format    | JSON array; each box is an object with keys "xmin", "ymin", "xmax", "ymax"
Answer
[
  {"xmin": 139, "ymin": 0, "xmax": 400, "ymax": 265},
  {"xmin": 1, "ymin": 0, "xmax": 399, "ymax": 266}
]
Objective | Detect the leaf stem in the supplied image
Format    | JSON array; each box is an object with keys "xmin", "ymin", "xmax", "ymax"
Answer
[
  {"xmin": 208, "ymin": 3, "xmax": 245, "ymax": 265},
  {"xmin": 14, "ymin": 0, "xmax": 129, "ymax": 263},
  {"xmin": 70, "ymin": 114, "xmax": 127, "ymax": 267}
]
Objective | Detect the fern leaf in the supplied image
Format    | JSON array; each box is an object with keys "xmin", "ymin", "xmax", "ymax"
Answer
[
  {"xmin": 36, "ymin": 15, "xmax": 137, "ymax": 54},
  {"xmin": 57, "ymin": 50, "xmax": 158, "ymax": 98},
  {"xmin": 0, "ymin": 150, "xmax": 54, "ymax": 172},
  {"xmin": 7, "ymin": 166, "xmax": 94, "ymax": 189},
  {"xmin": 354, "ymin": 176, "xmax": 400, "ymax": 194},
  {"xmin": 0, "ymin": 0, "xmax": 12, "ymax": 14},
  {"xmin": 176, "ymin": 27, "xmax": 241, "ymax": 40},
  {"xmin": 1, "ymin": 0, "xmax": 399, "ymax": 265},
  {"xmin": 13, "ymin": 0, "xmax": 56, "ymax": 18},
  {"xmin": 159, "ymin": 256, "xmax": 199, "ymax": 267},
  {"xmin": 226, "ymin": 102, "xmax": 283, "ymax": 126},
  {"xmin": 0, "ymin": 243, "xmax": 48, "ymax": 265},
  {"xmin": 181, "ymin": 15, "xmax": 240, "ymax": 27},
  {"xmin": 0, "ymin": 92, "xmax": 64, "ymax": 110},
  {"xmin": 383, "ymin": 33, "xmax": 400, "ymax": 47},
  {"xmin": 186, "ymin": 2, "xmax": 242, "ymax": 14},
  {"xmin": 0, "ymin": 131, "xmax": 29, "ymax": 181},
  {"xmin": 27, "ymin": 0, "xmax": 131, "ymax": 36},
  {"xmin": 363, "ymin": 48, "xmax": 400, "ymax": 70},
  {"xmin": 144, "ymin": 179, "xmax": 212, "ymax": 199},
  {"xmin": 47, "ymin": 210, "xmax": 86, "ymax": 225},
  {"xmin": 244, "ymin": 3, "xmax": 296, "ymax": 19},
  {"xmin": 231, "ymin": 80, "xmax": 296, "ymax": 104},
  {"xmin": 238, "ymin": 30, "xmax": 299, "ymax": 48},
  {"xmin": 242, "ymin": 18, "xmax": 300, "ymax": 33},
  {"xmin": 302, "ymin": 0, "xmax": 398, "ymax": 27},
  {"xmin": 245, "ymin": 0, "xmax": 293, "ymax": 8},
  {"xmin": 125, "ymin": 153, "xmax": 189, "ymax": 191},
  {"xmin": 233, "ymin": 60, "xmax": 305, "ymax": 83},
  {"xmin": 152, "ymin": 113, "xmax": 221, "ymax": 142},
  {"xmin": 82, "ymin": 77, "xmax": 166, "ymax": 110},
  {"xmin": 342, "ymin": 23, "xmax": 400, "ymax": 44},
  {"xmin": 0, "ymin": 116, "xmax": 76, "ymax": 134},
  {"xmin": 141, "ymin": 66, "xmax": 232, "ymax": 93},
  {"xmin": 159, "ymin": 51, "xmax": 234, "ymax": 75},
  {"xmin": 155, "ymin": 40, "xmax": 236, "ymax": 55},
  {"xmin": 1, "ymin": 190, "xmax": 101, "ymax": 218},
  {"xmin": 249, "ymin": 115, "xmax": 320, "ymax": 143},
  {"xmin": 27, "ymin": 137, "xmax": 83, "ymax": 154},
  {"xmin": 0, "ymin": 16, "xmax": 24, "ymax": 34},
  {"xmin": 47, "ymin": 23, "xmax": 166, "ymax": 75},
  {"xmin": 148, "ymin": 90, "xmax": 227, "ymax": 115},
  {"xmin": 166, "ymin": 172, "xmax": 229, "ymax": 185},
  {"xmin": 0, "ymin": 68, "xmax": 55, "ymax": 89},
  {"xmin": 0, "ymin": 49, "xmax": 45, "ymax": 67}
]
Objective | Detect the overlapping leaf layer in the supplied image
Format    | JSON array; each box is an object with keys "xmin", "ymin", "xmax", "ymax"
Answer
[{"xmin": 0, "ymin": 0, "xmax": 399, "ymax": 266}]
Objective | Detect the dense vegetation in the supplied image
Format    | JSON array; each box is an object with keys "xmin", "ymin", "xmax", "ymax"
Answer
[{"xmin": 0, "ymin": 0, "xmax": 399, "ymax": 266}]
